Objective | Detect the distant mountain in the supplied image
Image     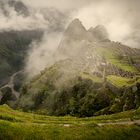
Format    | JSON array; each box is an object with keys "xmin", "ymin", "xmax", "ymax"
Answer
[{"xmin": 17, "ymin": 19, "xmax": 140, "ymax": 117}]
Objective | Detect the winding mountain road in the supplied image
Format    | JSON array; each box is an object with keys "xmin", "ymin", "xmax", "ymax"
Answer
[{"xmin": 0, "ymin": 70, "xmax": 23, "ymax": 99}]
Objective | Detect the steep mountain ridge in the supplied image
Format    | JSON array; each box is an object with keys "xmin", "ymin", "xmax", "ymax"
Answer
[{"xmin": 16, "ymin": 19, "xmax": 140, "ymax": 116}]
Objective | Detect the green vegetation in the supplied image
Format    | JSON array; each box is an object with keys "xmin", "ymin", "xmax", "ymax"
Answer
[
  {"xmin": 19, "ymin": 69, "xmax": 140, "ymax": 117},
  {"xmin": 81, "ymin": 72, "xmax": 103, "ymax": 83},
  {"xmin": 0, "ymin": 105, "xmax": 140, "ymax": 140},
  {"xmin": 18, "ymin": 65, "xmax": 140, "ymax": 117},
  {"xmin": 107, "ymin": 75, "xmax": 136, "ymax": 88},
  {"xmin": 19, "ymin": 77, "xmax": 113, "ymax": 117},
  {"xmin": 95, "ymin": 45, "xmax": 138, "ymax": 73}
]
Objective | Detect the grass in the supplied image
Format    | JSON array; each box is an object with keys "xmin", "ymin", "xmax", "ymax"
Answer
[
  {"xmin": 92, "ymin": 108, "xmax": 140, "ymax": 122},
  {"xmin": 0, "ymin": 105, "xmax": 140, "ymax": 139},
  {"xmin": 107, "ymin": 75, "xmax": 136, "ymax": 88},
  {"xmin": 81, "ymin": 72, "xmax": 103, "ymax": 83},
  {"xmin": 95, "ymin": 46, "xmax": 138, "ymax": 73},
  {"xmin": 1, "ymin": 121, "xmax": 140, "ymax": 140}
]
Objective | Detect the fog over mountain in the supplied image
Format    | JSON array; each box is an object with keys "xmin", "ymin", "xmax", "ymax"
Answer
[
  {"xmin": 0, "ymin": 0, "xmax": 140, "ymax": 77},
  {"xmin": 1, "ymin": 1, "xmax": 140, "ymax": 138}
]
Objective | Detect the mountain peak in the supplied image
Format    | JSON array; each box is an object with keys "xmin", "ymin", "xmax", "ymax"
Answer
[
  {"xmin": 70, "ymin": 18, "xmax": 83, "ymax": 26},
  {"xmin": 64, "ymin": 18, "xmax": 87, "ymax": 40},
  {"xmin": 88, "ymin": 25, "xmax": 109, "ymax": 41}
]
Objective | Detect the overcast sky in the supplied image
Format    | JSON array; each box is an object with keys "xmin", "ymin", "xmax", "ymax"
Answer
[{"xmin": 22, "ymin": 0, "xmax": 93, "ymax": 10}]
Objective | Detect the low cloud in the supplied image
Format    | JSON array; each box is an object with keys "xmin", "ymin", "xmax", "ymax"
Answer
[
  {"xmin": 25, "ymin": 32, "xmax": 63, "ymax": 78},
  {"xmin": 0, "ymin": 0, "xmax": 68, "ymax": 31},
  {"xmin": 22, "ymin": 0, "xmax": 93, "ymax": 11}
]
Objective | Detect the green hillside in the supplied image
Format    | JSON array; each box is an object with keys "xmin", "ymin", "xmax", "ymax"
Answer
[
  {"xmin": 0, "ymin": 105, "xmax": 140, "ymax": 140},
  {"xmin": 18, "ymin": 52, "xmax": 140, "ymax": 117},
  {"xmin": 107, "ymin": 75, "xmax": 140, "ymax": 88}
]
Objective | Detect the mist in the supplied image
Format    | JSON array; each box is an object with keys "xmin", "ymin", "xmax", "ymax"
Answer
[
  {"xmin": 0, "ymin": 0, "xmax": 68, "ymax": 31},
  {"xmin": 0, "ymin": 0, "xmax": 140, "ymax": 78},
  {"xmin": 25, "ymin": 32, "xmax": 63, "ymax": 78},
  {"xmin": 22, "ymin": 0, "xmax": 93, "ymax": 11}
]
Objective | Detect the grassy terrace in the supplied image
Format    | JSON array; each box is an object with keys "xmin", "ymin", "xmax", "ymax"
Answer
[
  {"xmin": 95, "ymin": 46, "xmax": 138, "ymax": 73},
  {"xmin": 0, "ymin": 105, "xmax": 140, "ymax": 140},
  {"xmin": 81, "ymin": 72, "xmax": 103, "ymax": 83},
  {"xmin": 107, "ymin": 75, "xmax": 140, "ymax": 88}
]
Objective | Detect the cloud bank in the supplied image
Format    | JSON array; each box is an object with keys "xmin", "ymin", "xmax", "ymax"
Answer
[
  {"xmin": 22, "ymin": 0, "xmax": 93, "ymax": 11},
  {"xmin": 25, "ymin": 32, "xmax": 63, "ymax": 77},
  {"xmin": 0, "ymin": 0, "xmax": 68, "ymax": 31}
]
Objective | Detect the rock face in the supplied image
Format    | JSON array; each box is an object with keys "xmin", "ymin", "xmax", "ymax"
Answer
[{"xmin": 64, "ymin": 19, "xmax": 87, "ymax": 40}]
